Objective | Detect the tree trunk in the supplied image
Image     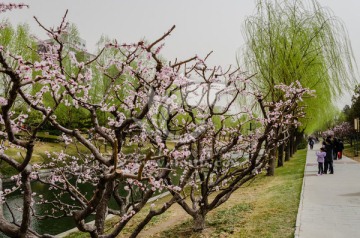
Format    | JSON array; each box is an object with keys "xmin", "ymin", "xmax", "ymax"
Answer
[
  {"xmin": 294, "ymin": 131, "xmax": 300, "ymax": 153},
  {"xmin": 19, "ymin": 169, "xmax": 33, "ymax": 238},
  {"xmin": 95, "ymin": 181, "xmax": 114, "ymax": 235},
  {"xmin": 294, "ymin": 129, "xmax": 304, "ymax": 153},
  {"xmin": 293, "ymin": 138, "xmax": 298, "ymax": 154},
  {"xmin": 277, "ymin": 143, "xmax": 284, "ymax": 167},
  {"xmin": 267, "ymin": 148, "xmax": 276, "ymax": 176},
  {"xmin": 290, "ymin": 132, "xmax": 294, "ymax": 157},
  {"xmin": 285, "ymin": 141, "xmax": 290, "ymax": 161},
  {"xmin": 193, "ymin": 213, "xmax": 206, "ymax": 232}
]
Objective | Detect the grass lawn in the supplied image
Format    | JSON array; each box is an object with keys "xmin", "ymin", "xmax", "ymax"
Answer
[
  {"xmin": 0, "ymin": 140, "xmax": 92, "ymax": 177},
  {"xmin": 343, "ymin": 143, "xmax": 359, "ymax": 162},
  {"xmin": 64, "ymin": 148, "xmax": 307, "ymax": 238}
]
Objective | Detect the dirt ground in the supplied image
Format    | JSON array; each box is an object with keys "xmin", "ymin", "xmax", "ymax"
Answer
[{"xmin": 136, "ymin": 204, "xmax": 190, "ymax": 238}]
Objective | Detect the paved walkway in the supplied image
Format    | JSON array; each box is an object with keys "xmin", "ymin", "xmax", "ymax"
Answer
[{"xmin": 295, "ymin": 143, "xmax": 360, "ymax": 237}]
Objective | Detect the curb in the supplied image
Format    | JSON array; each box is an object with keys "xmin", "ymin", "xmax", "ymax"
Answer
[{"xmin": 294, "ymin": 157, "xmax": 306, "ymax": 237}]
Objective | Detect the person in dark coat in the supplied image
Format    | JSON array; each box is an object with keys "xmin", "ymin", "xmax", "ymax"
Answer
[
  {"xmin": 308, "ymin": 137, "xmax": 314, "ymax": 149},
  {"xmin": 337, "ymin": 139, "xmax": 344, "ymax": 159},
  {"xmin": 323, "ymin": 138, "xmax": 334, "ymax": 174},
  {"xmin": 332, "ymin": 137, "xmax": 339, "ymax": 160}
]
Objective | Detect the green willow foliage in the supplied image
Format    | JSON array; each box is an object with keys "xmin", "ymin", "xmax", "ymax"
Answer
[
  {"xmin": 0, "ymin": 21, "xmax": 38, "ymax": 98},
  {"xmin": 241, "ymin": 0, "xmax": 357, "ymax": 133},
  {"xmin": 0, "ymin": 22, "xmax": 92, "ymax": 129}
]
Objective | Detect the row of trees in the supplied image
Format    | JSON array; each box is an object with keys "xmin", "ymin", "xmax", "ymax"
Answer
[
  {"xmin": 343, "ymin": 84, "xmax": 360, "ymax": 126},
  {"xmin": 241, "ymin": 0, "xmax": 357, "ymax": 174},
  {"xmin": 0, "ymin": 3, "xmax": 314, "ymax": 238}
]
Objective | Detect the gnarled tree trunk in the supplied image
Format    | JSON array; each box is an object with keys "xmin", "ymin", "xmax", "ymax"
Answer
[
  {"xmin": 277, "ymin": 143, "xmax": 284, "ymax": 167},
  {"xmin": 285, "ymin": 141, "xmax": 290, "ymax": 161},
  {"xmin": 193, "ymin": 213, "xmax": 206, "ymax": 232},
  {"xmin": 267, "ymin": 148, "xmax": 276, "ymax": 176}
]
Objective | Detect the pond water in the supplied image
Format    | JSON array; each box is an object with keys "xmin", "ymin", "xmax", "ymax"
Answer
[
  {"xmin": 1, "ymin": 180, "xmax": 115, "ymax": 237},
  {"xmin": 1, "ymin": 171, "xmax": 177, "ymax": 237}
]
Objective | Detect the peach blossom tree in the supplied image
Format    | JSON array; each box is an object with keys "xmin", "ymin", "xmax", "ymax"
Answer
[{"xmin": 0, "ymin": 5, "xmax": 313, "ymax": 237}]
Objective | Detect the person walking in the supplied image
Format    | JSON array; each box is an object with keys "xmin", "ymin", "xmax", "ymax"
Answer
[
  {"xmin": 323, "ymin": 138, "xmax": 334, "ymax": 174},
  {"xmin": 316, "ymin": 147, "xmax": 326, "ymax": 175},
  {"xmin": 337, "ymin": 139, "xmax": 344, "ymax": 159},
  {"xmin": 308, "ymin": 137, "xmax": 314, "ymax": 150},
  {"xmin": 333, "ymin": 137, "xmax": 339, "ymax": 160}
]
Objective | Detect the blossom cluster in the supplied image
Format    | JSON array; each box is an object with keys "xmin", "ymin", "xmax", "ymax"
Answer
[{"xmin": 323, "ymin": 121, "xmax": 355, "ymax": 139}]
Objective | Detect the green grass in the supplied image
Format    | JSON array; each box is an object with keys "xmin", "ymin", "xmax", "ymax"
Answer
[
  {"xmin": 0, "ymin": 140, "xmax": 86, "ymax": 177},
  {"xmin": 207, "ymin": 203, "xmax": 253, "ymax": 235}
]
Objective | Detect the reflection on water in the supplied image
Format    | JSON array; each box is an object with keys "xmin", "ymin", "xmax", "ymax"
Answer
[
  {"xmin": 1, "ymin": 171, "xmax": 179, "ymax": 237},
  {"xmin": 1, "ymin": 180, "xmax": 103, "ymax": 237}
]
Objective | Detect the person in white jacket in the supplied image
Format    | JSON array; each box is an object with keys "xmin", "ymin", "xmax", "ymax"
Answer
[{"xmin": 316, "ymin": 147, "xmax": 326, "ymax": 175}]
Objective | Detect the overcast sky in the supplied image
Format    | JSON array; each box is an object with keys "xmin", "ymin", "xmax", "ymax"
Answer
[{"xmin": 2, "ymin": 0, "xmax": 360, "ymax": 106}]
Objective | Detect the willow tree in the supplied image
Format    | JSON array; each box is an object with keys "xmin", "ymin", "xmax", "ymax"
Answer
[
  {"xmin": 0, "ymin": 21, "xmax": 37, "ymax": 99},
  {"xmin": 241, "ymin": 0, "xmax": 357, "ymax": 173}
]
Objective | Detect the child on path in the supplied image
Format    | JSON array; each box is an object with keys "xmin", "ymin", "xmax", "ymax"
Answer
[{"xmin": 316, "ymin": 147, "xmax": 326, "ymax": 175}]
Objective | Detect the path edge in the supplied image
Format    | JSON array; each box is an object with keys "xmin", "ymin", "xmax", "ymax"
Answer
[{"xmin": 294, "ymin": 148, "xmax": 308, "ymax": 237}]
